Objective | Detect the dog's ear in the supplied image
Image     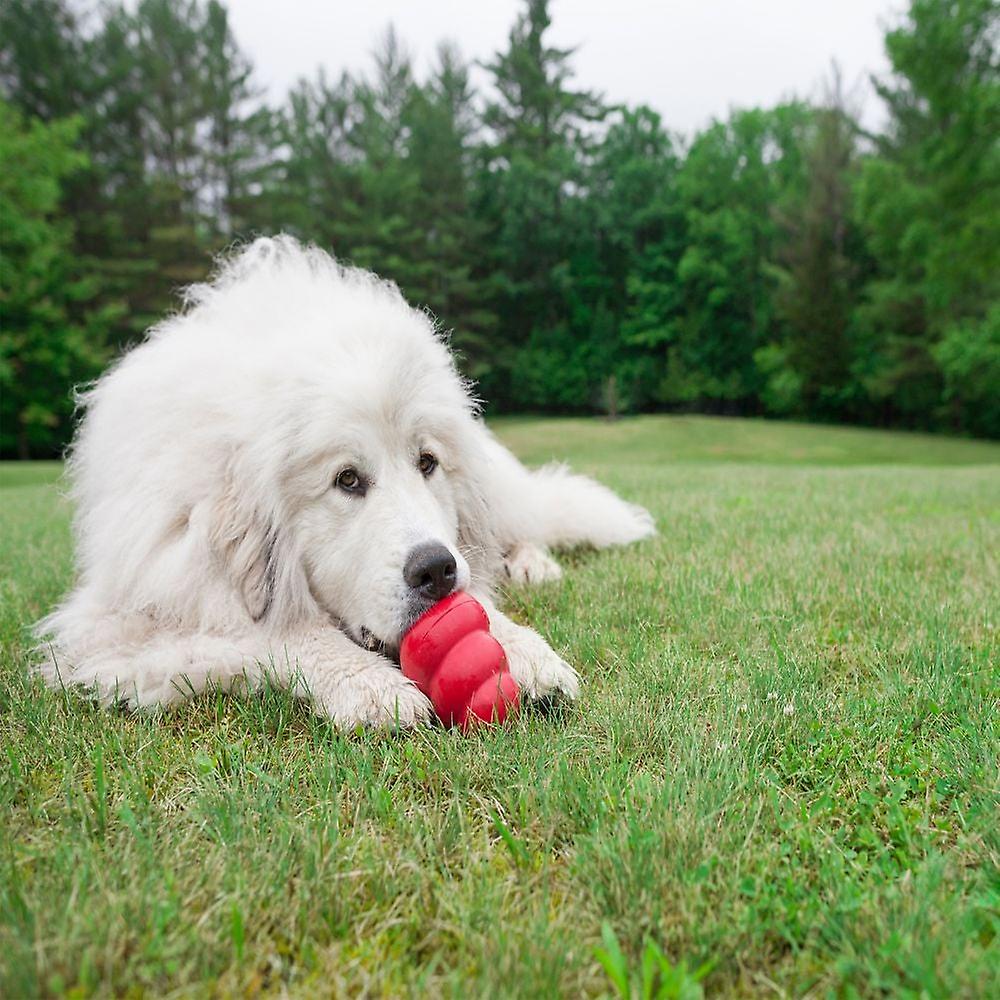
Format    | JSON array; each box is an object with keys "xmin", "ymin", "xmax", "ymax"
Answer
[{"xmin": 209, "ymin": 465, "xmax": 286, "ymax": 622}]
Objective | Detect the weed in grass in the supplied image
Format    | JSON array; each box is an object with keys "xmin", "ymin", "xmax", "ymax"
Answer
[{"xmin": 595, "ymin": 921, "xmax": 714, "ymax": 1000}]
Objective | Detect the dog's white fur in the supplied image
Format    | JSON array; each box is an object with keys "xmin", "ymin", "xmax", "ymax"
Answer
[{"xmin": 36, "ymin": 237, "xmax": 654, "ymax": 727}]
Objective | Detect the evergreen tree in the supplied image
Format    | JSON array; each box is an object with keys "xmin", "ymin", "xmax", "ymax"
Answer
[
  {"xmin": 0, "ymin": 0, "xmax": 142, "ymax": 340},
  {"xmin": 0, "ymin": 0, "xmax": 88, "ymax": 121},
  {"xmin": 2, "ymin": 0, "xmax": 998, "ymax": 450},
  {"xmin": 479, "ymin": 0, "xmax": 607, "ymax": 408},
  {"xmin": 765, "ymin": 77, "xmax": 869, "ymax": 420},
  {"xmin": 201, "ymin": 0, "xmax": 274, "ymax": 240},
  {"xmin": 264, "ymin": 68, "xmax": 360, "ymax": 245},
  {"xmin": 595, "ymin": 106, "xmax": 685, "ymax": 411},
  {"xmin": 344, "ymin": 30, "xmax": 425, "ymax": 284},
  {"xmin": 404, "ymin": 44, "xmax": 498, "ymax": 379},
  {"xmin": 855, "ymin": 0, "xmax": 1000, "ymax": 430},
  {"xmin": 671, "ymin": 105, "xmax": 810, "ymax": 409},
  {"xmin": 0, "ymin": 102, "xmax": 116, "ymax": 458}
]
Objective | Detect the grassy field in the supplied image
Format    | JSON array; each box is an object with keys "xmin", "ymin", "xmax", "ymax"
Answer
[{"xmin": 2, "ymin": 415, "xmax": 998, "ymax": 998}]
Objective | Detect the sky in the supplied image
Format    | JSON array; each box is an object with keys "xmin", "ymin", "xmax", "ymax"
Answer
[{"xmin": 224, "ymin": 0, "xmax": 905, "ymax": 135}]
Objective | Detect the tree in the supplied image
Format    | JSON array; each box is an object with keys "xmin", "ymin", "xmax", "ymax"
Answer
[
  {"xmin": 0, "ymin": 0, "xmax": 144, "ymax": 340},
  {"xmin": 403, "ymin": 44, "xmax": 499, "ymax": 379},
  {"xmin": 263, "ymin": 68, "xmax": 359, "ymax": 245},
  {"xmin": 343, "ymin": 30, "xmax": 427, "ymax": 287},
  {"xmin": 479, "ymin": 0, "xmax": 608, "ymax": 409},
  {"xmin": 593, "ymin": 105, "xmax": 685, "ymax": 411},
  {"xmin": 0, "ymin": 102, "xmax": 115, "ymax": 458},
  {"xmin": 855, "ymin": 0, "xmax": 1000, "ymax": 430},
  {"xmin": 933, "ymin": 305, "xmax": 1000, "ymax": 438},
  {"xmin": 0, "ymin": 0, "xmax": 88, "ymax": 122},
  {"xmin": 3, "ymin": 0, "xmax": 998, "ymax": 448},
  {"xmin": 201, "ymin": 0, "xmax": 274, "ymax": 239},
  {"xmin": 765, "ymin": 75, "xmax": 869, "ymax": 420},
  {"xmin": 668, "ymin": 105, "xmax": 810, "ymax": 409}
]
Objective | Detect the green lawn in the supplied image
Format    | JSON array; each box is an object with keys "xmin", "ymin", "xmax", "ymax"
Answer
[{"xmin": 2, "ymin": 416, "xmax": 998, "ymax": 998}]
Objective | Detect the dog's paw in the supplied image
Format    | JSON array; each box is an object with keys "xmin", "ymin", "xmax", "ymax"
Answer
[
  {"xmin": 313, "ymin": 664, "xmax": 433, "ymax": 729},
  {"xmin": 503, "ymin": 627, "xmax": 580, "ymax": 703},
  {"xmin": 504, "ymin": 542, "xmax": 563, "ymax": 585}
]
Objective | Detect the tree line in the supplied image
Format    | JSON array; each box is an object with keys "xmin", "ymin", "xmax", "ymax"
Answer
[{"xmin": 1, "ymin": 0, "xmax": 997, "ymax": 458}]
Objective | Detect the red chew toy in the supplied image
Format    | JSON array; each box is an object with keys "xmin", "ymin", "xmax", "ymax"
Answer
[{"xmin": 400, "ymin": 592, "xmax": 519, "ymax": 730}]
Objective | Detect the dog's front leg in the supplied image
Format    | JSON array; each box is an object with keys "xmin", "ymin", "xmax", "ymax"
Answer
[
  {"xmin": 471, "ymin": 596, "xmax": 581, "ymax": 702},
  {"xmin": 274, "ymin": 624, "xmax": 432, "ymax": 728},
  {"xmin": 38, "ymin": 617, "xmax": 430, "ymax": 728}
]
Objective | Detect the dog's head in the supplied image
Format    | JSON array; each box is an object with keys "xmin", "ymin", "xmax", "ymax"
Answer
[{"xmin": 204, "ymin": 241, "xmax": 498, "ymax": 655}]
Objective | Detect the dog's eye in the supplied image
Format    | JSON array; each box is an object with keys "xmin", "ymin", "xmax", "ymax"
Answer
[
  {"xmin": 335, "ymin": 467, "xmax": 363, "ymax": 494},
  {"xmin": 418, "ymin": 452, "xmax": 438, "ymax": 477}
]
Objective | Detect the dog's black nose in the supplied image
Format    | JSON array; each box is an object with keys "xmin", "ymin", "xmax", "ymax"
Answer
[{"xmin": 403, "ymin": 542, "xmax": 457, "ymax": 603}]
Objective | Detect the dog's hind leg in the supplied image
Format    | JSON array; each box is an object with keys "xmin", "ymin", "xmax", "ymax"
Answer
[
  {"xmin": 471, "ymin": 423, "xmax": 655, "ymax": 569},
  {"xmin": 502, "ymin": 541, "xmax": 563, "ymax": 584}
]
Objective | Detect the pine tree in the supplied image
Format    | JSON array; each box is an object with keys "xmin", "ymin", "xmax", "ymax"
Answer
[
  {"xmin": 855, "ymin": 0, "xmax": 1000, "ymax": 430},
  {"xmin": 201, "ymin": 0, "xmax": 274, "ymax": 240},
  {"xmin": 479, "ymin": 0, "xmax": 607, "ymax": 408},
  {"xmin": 404, "ymin": 44, "xmax": 499, "ymax": 379},
  {"xmin": 769, "ymin": 75, "xmax": 868, "ymax": 420},
  {"xmin": 673, "ymin": 105, "xmax": 810, "ymax": 410},
  {"xmin": 0, "ymin": 102, "xmax": 116, "ymax": 457},
  {"xmin": 344, "ymin": 29, "xmax": 425, "ymax": 285},
  {"xmin": 264, "ymin": 68, "xmax": 360, "ymax": 245},
  {"xmin": 595, "ymin": 106, "xmax": 685, "ymax": 410}
]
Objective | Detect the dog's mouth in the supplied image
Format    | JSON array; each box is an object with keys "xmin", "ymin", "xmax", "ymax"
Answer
[
  {"xmin": 350, "ymin": 625, "xmax": 400, "ymax": 665},
  {"xmin": 343, "ymin": 601, "xmax": 431, "ymax": 665}
]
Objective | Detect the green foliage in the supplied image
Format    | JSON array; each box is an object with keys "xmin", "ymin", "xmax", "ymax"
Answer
[
  {"xmin": 0, "ymin": 101, "xmax": 113, "ymax": 458},
  {"xmin": 668, "ymin": 105, "xmax": 810, "ymax": 409},
  {"xmin": 933, "ymin": 304, "xmax": 1000, "ymax": 438},
  {"xmin": 476, "ymin": 0, "xmax": 610, "ymax": 407},
  {"xmin": 598, "ymin": 107, "xmax": 685, "ymax": 411},
  {"xmin": 1, "ymin": 0, "xmax": 998, "ymax": 454},
  {"xmin": 595, "ymin": 922, "xmax": 713, "ymax": 999},
  {"xmin": 753, "ymin": 343, "xmax": 804, "ymax": 416},
  {"xmin": 771, "ymin": 85, "xmax": 869, "ymax": 421},
  {"xmin": 854, "ymin": 0, "xmax": 1000, "ymax": 432}
]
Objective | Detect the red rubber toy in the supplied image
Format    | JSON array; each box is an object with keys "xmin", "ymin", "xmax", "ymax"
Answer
[{"xmin": 400, "ymin": 592, "xmax": 519, "ymax": 730}]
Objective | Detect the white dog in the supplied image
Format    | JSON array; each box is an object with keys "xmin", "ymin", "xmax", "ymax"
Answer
[{"xmin": 36, "ymin": 237, "xmax": 654, "ymax": 727}]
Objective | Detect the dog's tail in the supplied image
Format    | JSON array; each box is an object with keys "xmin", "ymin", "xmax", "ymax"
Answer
[
  {"xmin": 517, "ymin": 463, "xmax": 655, "ymax": 549},
  {"xmin": 477, "ymin": 428, "xmax": 655, "ymax": 552}
]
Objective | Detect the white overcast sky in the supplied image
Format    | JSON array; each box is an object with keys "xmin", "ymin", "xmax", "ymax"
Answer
[{"xmin": 224, "ymin": 0, "xmax": 905, "ymax": 135}]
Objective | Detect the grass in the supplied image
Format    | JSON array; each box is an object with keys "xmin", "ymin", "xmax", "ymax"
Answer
[{"xmin": 2, "ymin": 414, "xmax": 998, "ymax": 998}]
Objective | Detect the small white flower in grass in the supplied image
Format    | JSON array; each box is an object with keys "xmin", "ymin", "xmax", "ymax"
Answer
[
  {"xmin": 738, "ymin": 703, "xmax": 749, "ymax": 713},
  {"xmin": 783, "ymin": 701, "xmax": 795, "ymax": 717},
  {"xmin": 766, "ymin": 691, "xmax": 779, "ymax": 701}
]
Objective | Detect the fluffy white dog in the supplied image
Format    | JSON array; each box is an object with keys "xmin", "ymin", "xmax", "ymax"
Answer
[{"xmin": 36, "ymin": 237, "xmax": 654, "ymax": 727}]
